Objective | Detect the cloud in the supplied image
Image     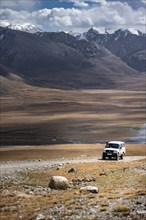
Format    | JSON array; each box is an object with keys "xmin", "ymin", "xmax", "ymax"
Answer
[
  {"xmin": 59, "ymin": 0, "xmax": 107, "ymax": 8},
  {"xmin": 0, "ymin": 0, "xmax": 39, "ymax": 11},
  {"xmin": 140, "ymin": 0, "xmax": 146, "ymax": 5},
  {"xmin": 0, "ymin": 0, "xmax": 145, "ymax": 32},
  {"xmin": 62, "ymin": 0, "xmax": 89, "ymax": 7}
]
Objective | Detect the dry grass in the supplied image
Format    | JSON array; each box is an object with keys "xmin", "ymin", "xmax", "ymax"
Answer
[
  {"xmin": 0, "ymin": 143, "xmax": 145, "ymax": 161},
  {"xmin": 99, "ymin": 201, "xmax": 109, "ymax": 207},
  {"xmin": 0, "ymin": 87, "xmax": 145, "ymax": 145},
  {"xmin": 100, "ymin": 207, "xmax": 108, "ymax": 212},
  {"xmin": 0, "ymin": 84, "xmax": 145, "ymax": 218},
  {"xmin": 114, "ymin": 205, "xmax": 130, "ymax": 213},
  {"xmin": 0, "ymin": 159, "xmax": 145, "ymax": 219}
]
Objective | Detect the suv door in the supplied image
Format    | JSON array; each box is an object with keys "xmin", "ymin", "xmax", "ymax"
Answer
[{"xmin": 119, "ymin": 144, "xmax": 124, "ymax": 159}]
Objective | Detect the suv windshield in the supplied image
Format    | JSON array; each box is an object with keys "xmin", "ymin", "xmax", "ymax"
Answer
[{"xmin": 105, "ymin": 144, "xmax": 120, "ymax": 149}]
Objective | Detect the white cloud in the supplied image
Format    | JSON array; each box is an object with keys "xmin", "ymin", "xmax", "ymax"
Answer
[
  {"xmin": 64, "ymin": 0, "xmax": 89, "ymax": 7},
  {"xmin": 60, "ymin": 0, "xmax": 107, "ymax": 7},
  {"xmin": 0, "ymin": 0, "xmax": 39, "ymax": 11},
  {"xmin": 0, "ymin": 1, "xmax": 145, "ymax": 33},
  {"xmin": 140, "ymin": 0, "xmax": 146, "ymax": 5}
]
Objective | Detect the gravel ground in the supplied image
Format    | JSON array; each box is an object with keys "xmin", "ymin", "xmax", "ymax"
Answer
[
  {"xmin": 1, "ymin": 156, "xmax": 146, "ymax": 176},
  {"xmin": 0, "ymin": 156, "xmax": 146, "ymax": 220}
]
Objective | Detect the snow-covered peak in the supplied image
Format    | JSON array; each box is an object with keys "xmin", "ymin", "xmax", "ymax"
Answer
[
  {"xmin": 1, "ymin": 23, "xmax": 43, "ymax": 33},
  {"xmin": 83, "ymin": 27, "xmax": 115, "ymax": 37},
  {"xmin": 88, "ymin": 26, "xmax": 100, "ymax": 34},
  {"xmin": 115, "ymin": 28, "xmax": 140, "ymax": 36},
  {"xmin": 8, "ymin": 23, "xmax": 43, "ymax": 33},
  {"xmin": 77, "ymin": 27, "xmax": 99, "ymax": 41},
  {"xmin": 126, "ymin": 28, "xmax": 140, "ymax": 36},
  {"xmin": 105, "ymin": 28, "xmax": 115, "ymax": 34},
  {"xmin": 88, "ymin": 27, "xmax": 116, "ymax": 35},
  {"xmin": 0, "ymin": 21, "xmax": 10, "ymax": 27},
  {"xmin": 68, "ymin": 31, "xmax": 81, "ymax": 37}
]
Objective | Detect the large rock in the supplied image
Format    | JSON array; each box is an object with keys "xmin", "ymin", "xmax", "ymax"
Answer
[
  {"xmin": 80, "ymin": 186, "xmax": 98, "ymax": 194},
  {"xmin": 48, "ymin": 176, "xmax": 70, "ymax": 190}
]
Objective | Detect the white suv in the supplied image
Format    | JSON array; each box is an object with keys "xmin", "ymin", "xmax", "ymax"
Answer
[{"xmin": 102, "ymin": 141, "xmax": 126, "ymax": 160}]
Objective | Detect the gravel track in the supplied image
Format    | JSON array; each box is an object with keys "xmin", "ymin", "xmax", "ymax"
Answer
[
  {"xmin": 0, "ymin": 156, "xmax": 145, "ymax": 176},
  {"xmin": 1, "ymin": 156, "xmax": 146, "ymax": 220}
]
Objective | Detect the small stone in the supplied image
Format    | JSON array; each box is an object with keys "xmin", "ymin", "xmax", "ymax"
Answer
[
  {"xmin": 80, "ymin": 186, "xmax": 99, "ymax": 194},
  {"xmin": 36, "ymin": 213, "xmax": 46, "ymax": 220},
  {"xmin": 29, "ymin": 191, "xmax": 34, "ymax": 195},
  {"xmin": 68, "ymin": 168, "xmax": 77, "ymax": 173},
  {"xmin": 99, "ymin": 173, "xmax": 107, "ymax": 176},
  {"xmin": 137, "ymin": 210, "xmax": 146, "ymax": 217},
  {"xmin": 1, "ymin": 190, "xmax": 13, "ymax": 197}
]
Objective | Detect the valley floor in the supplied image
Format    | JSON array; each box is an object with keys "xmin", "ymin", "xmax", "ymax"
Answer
[
  {"xmin": 0, "ymin": 153, "xmax": 146, "ymax": 220},
  {"xmin": 1, "ymin": 87, "xmax": 146, "ymax": 145},
  {"xmin": 0, "ymin": 85, "xmax": 146, "ymax": 219},
  {"xmin": 0, "ymin": 144, "xmax": 145, "ymax": 161}
]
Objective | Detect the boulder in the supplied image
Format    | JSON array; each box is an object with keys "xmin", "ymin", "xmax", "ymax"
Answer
[
  {"xmin": 80, "ymin": 186, "xmax": 98, "ymax": 194},
  {"xmin": 48, "ymin": 176, "xmax": 70, "ymax": 190}
]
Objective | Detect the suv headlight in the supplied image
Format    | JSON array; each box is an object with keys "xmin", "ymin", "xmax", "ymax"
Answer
[{"xmin": 113, "ymin": 150, "xmax": 118, "ymax": 153}]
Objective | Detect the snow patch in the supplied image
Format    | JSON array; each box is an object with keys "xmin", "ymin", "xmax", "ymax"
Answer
[
  {"xmin": 0, "ymin": 34, "xmax": 4, "ymax": 40},
  {"xmin": 68, "ymin": 31, "xmax": 80, "ymax": 37},
  {"xmin": 127, "ymin": 28, "xmax": 139, "ymax": 36},
  {"xmin": 0, "ymin": 20, "xmax": 9, "ymax": 27},
  {"xmin": 105, "ymin": 28, "xmax": 115, "ymax": 34},
  {"xmin": 7, "ymin": 23, "xmax": 43, "ymax": 33},
  {"xmin": 0, "ymin": 22, "xmax": 43, "ymax": 33}
]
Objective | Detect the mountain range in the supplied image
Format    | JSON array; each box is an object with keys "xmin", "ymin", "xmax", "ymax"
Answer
[
  {"xmin": 0, "ymin": 22, "xmax": 43, "ymax": 34},
  {"xmin": 0, "ymin": 25, "xmax": 145, "ymax": 91},
  {"xmin": 79, "ymin": 27, "xmax": 146, "ymax": 72}
]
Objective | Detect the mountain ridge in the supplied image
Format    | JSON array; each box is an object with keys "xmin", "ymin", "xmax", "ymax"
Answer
[
  {"xmin": 0, "ymin": 22, "xmax": 43, "ymax": 33},
  {"xmin": 1, "ymin": 24, "xmax": 145, "ymax": 72},
  {"xmin": 78, "ymin": 27, "xmax": 146, "ymax": 72},
  {"xmin": 0, "ymin": 26, "xmax": 145, "ymax": 90}
]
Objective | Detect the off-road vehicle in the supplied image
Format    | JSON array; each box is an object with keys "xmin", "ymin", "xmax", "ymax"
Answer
[{"xmin": 102, "ymin": 141, "xmax": 126, "ymax": 160}]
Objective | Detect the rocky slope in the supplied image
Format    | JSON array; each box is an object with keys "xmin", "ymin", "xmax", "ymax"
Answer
[
  {"xmin": 0, "ymin": 27, "xmax": 144, "ymax": 90},
  {"xmin": 78, "ymin": 27, "xmax": 146, "ymax": 72}
]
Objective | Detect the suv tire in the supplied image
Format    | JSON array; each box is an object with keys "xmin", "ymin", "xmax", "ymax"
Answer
[
  {"xmin": 115, "ymin": 155, "xmax": 119, "ymax": 161},
  {"xmin": 102, "ymin": 155, "xmax": 106, "ymax": 160},
  {"xmin": 121, "ymin": 154, "xmax": 124, "ymax": 160}
]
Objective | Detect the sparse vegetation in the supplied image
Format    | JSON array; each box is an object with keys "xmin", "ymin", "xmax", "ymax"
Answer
[
  {"xmin": 114, "ymin": 205, "xmax": 130, "ymax": 213},
  {"xmin": 0, "ymin": 20, "xmax": 145, "ymax": 220},
  {"xmin": 0, "ymin": 158, "xmax": 146, "ymax": 219},
  {"xmin": 100, "ymin": 207, "xmax": 108, "ymax": 212},
  {"xmin": 0, "ymin": 143, "xmax": 145, "ymax": 161},
  {"xmin": 99, "ymin": 201, "xmax": 109, "ymax": 207},
  {"xmin": 0, "ymin": 86, "xmax": 145, "ymax": 145}
]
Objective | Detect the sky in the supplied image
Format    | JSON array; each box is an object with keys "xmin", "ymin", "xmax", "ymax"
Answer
[{"xmin": 0, "ymin": 0, "xmax": 146, "ymax": 33}]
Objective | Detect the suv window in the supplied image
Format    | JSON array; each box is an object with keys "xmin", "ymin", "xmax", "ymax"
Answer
[{"xmin": 106, "ymin": 144, "xmax": 120, "ymax": 149}]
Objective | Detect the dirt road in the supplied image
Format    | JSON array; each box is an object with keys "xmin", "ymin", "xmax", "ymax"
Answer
[{"xmin": 1, "ymin": 156, "xmax": 145, "ymax": 176}]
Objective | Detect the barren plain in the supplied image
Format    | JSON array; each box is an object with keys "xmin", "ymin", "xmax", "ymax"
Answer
[
  {"xmin": 0, "ymin": 76, "xmax": 146, "ymax": 220},
  {"xmin": 1, "ymin": 79, "xmax": 145, "ymax": 145}
]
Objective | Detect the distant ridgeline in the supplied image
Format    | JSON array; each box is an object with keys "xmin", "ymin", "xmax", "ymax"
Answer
[{"xmin": 0, "ymin": 25, "xmax": 145, "ymax": 89}]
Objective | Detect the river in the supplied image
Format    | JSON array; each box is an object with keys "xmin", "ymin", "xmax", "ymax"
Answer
[{"xmin": 131, "ymin": 124, "xmax": 146, "ymax": 143}]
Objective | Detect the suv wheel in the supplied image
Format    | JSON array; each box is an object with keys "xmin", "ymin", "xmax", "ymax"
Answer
[
  {"xmin": 115, "ymin": 155, "xmax": 119, "ymax": 161},
  {"xmin": 102, "ymin": 155, "xmax": 106, "ymax": 160},
  {"xmin": 121, "ymin": 154, "xmax": 124, "ymax": 160}
]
